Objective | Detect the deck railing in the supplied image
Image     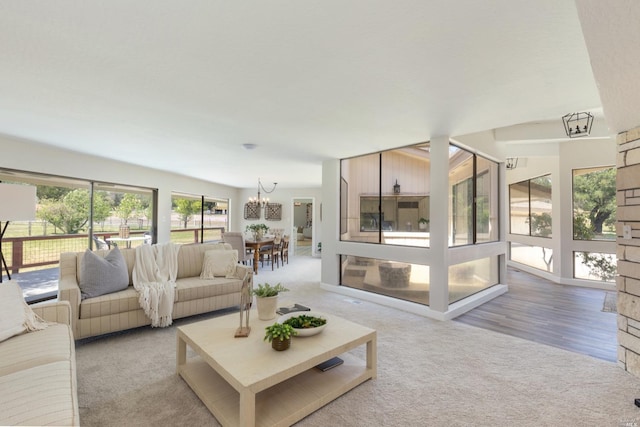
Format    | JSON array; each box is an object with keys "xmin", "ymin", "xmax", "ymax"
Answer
[{"xmin": 2, "ymin": 227, "xmax": 224, "ymax": 274}]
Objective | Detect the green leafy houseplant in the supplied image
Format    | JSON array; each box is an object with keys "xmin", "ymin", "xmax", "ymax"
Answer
[
  {"xmin": 251, "ymin": 282, "xmax": 289, "ymax": 298},
  {"xmin": 263, "ymin": 322, "xmax": 297, "ymax": 342}
]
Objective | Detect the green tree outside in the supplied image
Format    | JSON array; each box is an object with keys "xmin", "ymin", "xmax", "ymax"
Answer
[
  {"xmin": 115, "ymin": 193, "xmax": 143, "ymax": 225},
  {"xmin": 37, "ymin": 189, "xmax": 111, "ymax": 234},
  {"xmin": 37, "ymin": 185, "xmax": 71, "ymax": 201},
  {"xmin": 573, "ymin": 167, "xmax": 616, "ymax": 237},
  {"xmin": 174, "ymin": 198, "xmax": 201, "ymax": 228}
]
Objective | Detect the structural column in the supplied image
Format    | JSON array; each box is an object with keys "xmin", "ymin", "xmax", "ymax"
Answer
[
  {"xmin": 428, "ymin": 136, "xmax": 450, "ymax": 312},
  {"xmin": 616, "ymin": 126, "xmax": 640, "ymax": 375}
]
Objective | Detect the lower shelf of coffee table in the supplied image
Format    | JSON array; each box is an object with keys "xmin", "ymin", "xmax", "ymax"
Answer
[{"xmin": 178, "ymin": 353, "xmax": 373, "ymax": 427}]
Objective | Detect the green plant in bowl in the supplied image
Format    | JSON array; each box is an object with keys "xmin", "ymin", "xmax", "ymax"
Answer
[
  {"xmin": 278, "ymin": 312, "xmax": 328, "ymax": 337},
  {"xmin": 283, "ymin": 314, "xmax": 327, "ymax": 329}
]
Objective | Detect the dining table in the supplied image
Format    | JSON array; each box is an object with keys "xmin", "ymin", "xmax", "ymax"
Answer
[{"xmin": 244, "ymin": 237, "xmax": 274, "ymax": 274}]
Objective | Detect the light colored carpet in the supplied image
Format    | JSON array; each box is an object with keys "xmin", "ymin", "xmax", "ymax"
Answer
[{"xmin": 76, "ymin": 257, "xmax": 640, "ymax": 426}]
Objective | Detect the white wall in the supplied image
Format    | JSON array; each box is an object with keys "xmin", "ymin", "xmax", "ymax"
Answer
[{"xmin": 235, "ymin": 187, "xmax": 323, "ymax": 255}]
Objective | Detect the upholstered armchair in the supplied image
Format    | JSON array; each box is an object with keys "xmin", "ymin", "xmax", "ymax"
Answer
[{"xmin": 222, "ymin": 232, "xmax": 253, "ymax": 265}]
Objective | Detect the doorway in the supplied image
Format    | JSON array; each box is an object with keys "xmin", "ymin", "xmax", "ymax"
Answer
[{"xmin": 292, "ymin": 198, "xmax": 313, "ymax": 257}]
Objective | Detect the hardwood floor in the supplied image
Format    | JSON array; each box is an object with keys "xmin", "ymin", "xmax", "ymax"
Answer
[{"xmin": 454, "ymin": 267, "xmax": 618, "ymax": 362}]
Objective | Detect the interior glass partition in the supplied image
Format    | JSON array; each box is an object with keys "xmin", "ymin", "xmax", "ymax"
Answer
[
  {"xmin": 340, "ymin": 144, "xmax": 431, "ymax": 247},
  {"xmin": 340, "ymin": 152, "xmax": 382, "ymax": 243},
  {"xmin": 448, "ymin": 256, "xmax": 499, "ymax": 303},
  {"xmin": 476, "ymin": 156, "xmax": 499, "ymax": 243},
  {"xmin": 339, "ymin": 141, "xmax": 501, "ymax": 308},
  {"xmin": 340, "ymin": 255, "xmax": 430, "ymax": 305},
  {"xmin": 448, "ymin": 146, "xmax": 498, "ymax": 246},
  {"xmin": 449, "ymin": 147, "xmax": 474, "ymax": 246}
]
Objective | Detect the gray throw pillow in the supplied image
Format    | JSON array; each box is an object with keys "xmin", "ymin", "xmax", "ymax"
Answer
[{"xmin": 79, "ymin": 246, "xmax": 130, "ymax": 300}]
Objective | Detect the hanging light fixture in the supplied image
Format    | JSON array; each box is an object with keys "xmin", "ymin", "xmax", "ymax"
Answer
[
  {"xmin": 562, "ymin": 112, "xmax": 594, "ymax": 138},
  {"xmin": 244, "ymin": 178, "xmax": 277, "ymax": 219},
  {"xmin": 505, "ymin": 157, "xmax": 518, "ymax": 170}
]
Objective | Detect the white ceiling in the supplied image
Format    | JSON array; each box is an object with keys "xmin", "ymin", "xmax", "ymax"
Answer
[{"xmin": 0, "ymin": 1, "xmax": 610, "ymax": 189}]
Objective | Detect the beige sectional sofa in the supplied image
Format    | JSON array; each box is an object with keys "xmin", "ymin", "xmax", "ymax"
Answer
[
  {"xmin": 0, "ymin": 300, "xmax": 80, "ymax": 426},
  {"xmin": 58, "ymin": 242, "xmax": 253, "ymax": 340}
]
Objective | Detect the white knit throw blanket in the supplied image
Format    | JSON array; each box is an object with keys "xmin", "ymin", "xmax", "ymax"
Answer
[{"xmin": 132, "ymin": 243, "xmax": 180, "ymax": 327}]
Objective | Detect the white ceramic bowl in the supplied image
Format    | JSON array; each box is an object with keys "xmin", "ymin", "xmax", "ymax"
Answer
[{"xmin": 277, "ymin": 311, "xmax": 328, "ymax": 337}]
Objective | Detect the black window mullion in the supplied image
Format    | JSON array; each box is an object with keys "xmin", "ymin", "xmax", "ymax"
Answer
[{"xmin": 378, "ymin": 153, "xmax": 382, "ymax": 243}]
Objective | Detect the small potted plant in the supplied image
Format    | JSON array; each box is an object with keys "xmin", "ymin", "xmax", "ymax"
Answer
[
  {"xmin": 418, "ymin": 217, "xmax": 430, "ymax": 231},
  {"xmin": 264, "ymin": 322, "xmax": 297, "ymax": 351},
  {"xmin": 251, "ymin": 282, "xmax": 289, "ymax": 320},
  {"xmin": 246, "ymin": 223, "xmax": 269, "ymax": 240}
]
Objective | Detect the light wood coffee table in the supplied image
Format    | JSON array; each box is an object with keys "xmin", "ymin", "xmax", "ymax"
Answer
[{"xmin": 176, "ymin": 310, "xmax": 377, "ymax": 427}]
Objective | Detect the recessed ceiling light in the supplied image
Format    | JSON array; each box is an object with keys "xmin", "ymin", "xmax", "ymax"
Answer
[{"xmin": 242, "ymin": 143, "xmax": 257, "ymax": 150}]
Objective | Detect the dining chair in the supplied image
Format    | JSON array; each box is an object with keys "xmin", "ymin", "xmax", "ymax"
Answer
[
  {"xmin": 260, "ymin": 234, "xmax": 282, "ymax": 270},
  {"xmin": 281, "ymin": 235, "xmax": 290, "ymax": 265},
  {"xmin": 92, "ymin": 235, "xmax": 109, "ymax": 250},
  {"xmin": 222, "ymin": 231, "xmax": 253, "ymax": 265}
]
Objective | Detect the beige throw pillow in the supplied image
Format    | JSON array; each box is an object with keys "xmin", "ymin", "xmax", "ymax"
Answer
[
  {"xmin": 200, "ymin": 250, "xmax": 238, "ymax": 278},
  {"xmin": 0, "ymin": 282, "xmax": 48, "ymax": 343}
]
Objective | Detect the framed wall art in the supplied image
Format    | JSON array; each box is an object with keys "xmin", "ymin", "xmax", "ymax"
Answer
[
  {"xmin": 264, "ymin": 202, "xmax": 282, "ymax": 221},
  {"xmin": 244, "ymin": 203, "xmax": 260, "ymax": 220}
]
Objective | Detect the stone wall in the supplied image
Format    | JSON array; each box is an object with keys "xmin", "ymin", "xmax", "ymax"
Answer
[{"xmin": 616, "ymin": 126, "xmax": 640, "ymax": 375}]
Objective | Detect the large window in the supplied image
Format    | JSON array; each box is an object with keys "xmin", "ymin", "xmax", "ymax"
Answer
[
  {"xmin": 170, "ymin": 192, "xmax": 228, "ymax": 244},
  {"xmin": 92, "ymin": 182, "xmax": 156, "ymax": 247},
  {"xmin": 572, "ymin": 166, "xmax": 616, "ymax": 282},
  {"xmin": 509, "ymin": 175, "xmax": 552, "ymax": 237},
  {"xmin": 0, "ymin": 168, "xmax": 156, "ymax": 302},
  {"xmin": 572, "ymin": 167, "xmax": 616, "ymax": 241},
  {"xmin": 510, "ymin": 242, "xmax": 553, "ymax": 272},
  {"xmin": 574, "ymin": 251, "xmax": 617, "ymax": 283}
]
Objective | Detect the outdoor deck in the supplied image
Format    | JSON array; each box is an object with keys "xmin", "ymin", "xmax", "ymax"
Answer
[{"xmin": 7, "ymin": 267, "xmax": 59, "ymax": 303}]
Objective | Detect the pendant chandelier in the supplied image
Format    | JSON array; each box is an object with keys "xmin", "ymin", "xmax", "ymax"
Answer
[
  {"xmin": 562, "ymin": 112, "xmax": 594, "ymax": 138},
  {"xmin": 244, "ymin": 178, "xmax": 280, "ymax": 220}
]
